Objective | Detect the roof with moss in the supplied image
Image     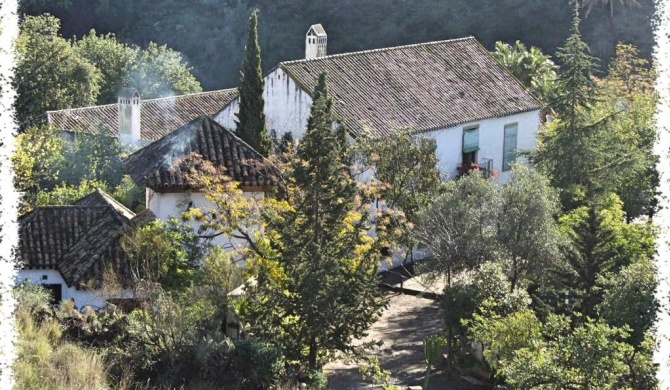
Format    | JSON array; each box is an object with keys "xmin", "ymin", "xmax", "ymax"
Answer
[{"xmin": 278, "ymin": 37, "xmax": 541, "ymax": 137}]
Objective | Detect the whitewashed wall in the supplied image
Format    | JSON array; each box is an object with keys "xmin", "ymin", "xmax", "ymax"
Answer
[
  {"xmin": 146, "ymin": 189, "xmax": 264, "ymax": 254},
  {"xmin": 425, "ymin": 110, "xmax": 540, "ymax": 183},
  {"xmin": 16, "ymin": 269, "xmax": 133, "ymax": 309},
  {"xmin": 214, "ymin": 68, "xmax": 313, "ymax": 141}
]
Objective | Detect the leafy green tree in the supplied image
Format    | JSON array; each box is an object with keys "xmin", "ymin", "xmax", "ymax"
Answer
[
  {"xmin": 74, "ymin": 29, "xmax": 202, "ymax": 103},
  {"xmin": 356, "ymin": 129, "xmax": 442, "ymax": 264},
  {"xmin": 235, "ymin": 10, "xmax": 271, "ymax": 156},
  {"xmin": 497, "ymin": 165, "xmax": 563, "ymax": 290},
  {"xmin": 120, "ymin": 218, "xmax": 206, "ymax": 291},
  {"xmin": 596, "ymin": 43, "xmax": 658, "ymax": 220},
  {"xmin": 126, "ymin": 42, "xmax": 202, "ymax": 100},
  {"xmin": 533, "ymin": 9, "xmax": 656, "ymax": 218},
  {"xmin": 58, "ymin": 129, "xmax": 126, "ymax": 189},
  {"xmin": 14, "ymin": 14, "xmax": 202, "ymax": 123},
  {"xmin": 12, "ymin": 124, "xmax": 64, "ymax": 212},
  {"xmin": 414, "ymin": 173, "xmax": 498, "ymax": 286},
  {"xmin": 470, "ymin": 310, "xmax": 637, "ymax": 389},
  {"xmin": 597, "ymin": 258, "xmax": 659, "ymax": 347},
  {"xmin": 35, "ymin": 179, "xmax": 107, "ymax": 206},
  {"xmin": 14, "ymin": 14, "xmax": 101, "ymax": 124},
  {"xmin": 442, "ymin": 261, "xmax": 531, "ymax": 357},
  {"xmin": 242, "ymin": 73, "xmax": 386, "ymax": 371},
  {"xmin": 491, "ymin": 40, "xmax": 557, "ymax": 103},
  {"xmin": 415, "ymin": 165, "xmax": 563, "ymax": 291},
  {"xmin": 413, "ymin": 173, "xmax": 498, "ymax": 370},
  {"xmin": 73, "ymin": 29, "xmax": 137, "ymax": 104}
]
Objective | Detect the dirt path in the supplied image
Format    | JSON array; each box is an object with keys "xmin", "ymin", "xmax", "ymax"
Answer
[{"xmin": 324, "ymin": 292, "xmax": 471, "ymax": 389}]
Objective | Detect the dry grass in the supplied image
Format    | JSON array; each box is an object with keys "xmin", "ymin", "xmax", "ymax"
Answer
[{"xmin": 13, "ymin": 293, "xmax": 110, "ymax": 390}]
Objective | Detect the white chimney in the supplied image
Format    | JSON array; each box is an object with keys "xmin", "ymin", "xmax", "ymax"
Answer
[
  {"xmin": 305, "ymin": 24, "xmax": 327, "ymax": 60},
  {"xmin": 118, "ymin": 88, "xmax": 141, "ymax": 145}
]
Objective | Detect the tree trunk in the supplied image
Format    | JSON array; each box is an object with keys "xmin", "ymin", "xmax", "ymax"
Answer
[
  {"xmin": 446, "ymin": 265, "xmax": 453, "ymax": 377},
  {"xmin": 308, "ymin": 338, "xmax": 318, "ymax": 372}
]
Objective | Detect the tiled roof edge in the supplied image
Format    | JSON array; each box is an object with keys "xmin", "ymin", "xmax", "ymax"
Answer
[
  {"xmin": 279, "ymin": 36, "xmax": 476, "ymax": 66},
  {"xmin": 46, "ymin": 88, "xmax": 239, "ymax": 116}
]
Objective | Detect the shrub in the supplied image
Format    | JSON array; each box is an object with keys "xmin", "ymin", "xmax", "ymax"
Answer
[
  {"xmin": 308, "ymin": 369, "xmax": 328, "ymax": 390},
  {"xmin": 233, "ymin": 339, "xmax": 285, "ymax": 389},
  {"xmin": 195, "ymin": 334, "xmax": 236, "ymax": 381}
]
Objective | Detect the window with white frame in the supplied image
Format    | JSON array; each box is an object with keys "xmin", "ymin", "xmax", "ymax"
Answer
[{"xmin": 502, "ymin": 123, "xmax": 518, "ymax": 171}]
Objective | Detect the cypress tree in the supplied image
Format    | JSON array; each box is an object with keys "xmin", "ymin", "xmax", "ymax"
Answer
[
  {"xmin": 235, "ymin": 10, "xmax": 271, "ymax": 156},
  {"xmin": 244, "ymin": 73, "xmax": 386, "ymax": 372}
]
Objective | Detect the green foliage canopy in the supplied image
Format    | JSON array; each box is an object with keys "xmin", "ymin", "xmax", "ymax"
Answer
[{"xmin": 14, "ymin": 14, "xmax": 202, "ymax": 124}]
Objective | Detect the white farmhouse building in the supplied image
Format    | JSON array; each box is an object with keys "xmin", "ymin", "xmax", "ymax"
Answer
[
  {"xmin": 16, "ymin": 189, "xmax": 137, "ymax": 308},
  {"xmin": 215, "ymin": 26, "xmax": 541, "ymax": 182},
  {"xmin": 122, "ymin": 116, "xmax": 275, "ymax": 253}
]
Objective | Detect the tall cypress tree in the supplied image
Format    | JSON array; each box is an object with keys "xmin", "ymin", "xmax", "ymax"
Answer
[
  {"xmin": 244, "ymin": 73, "xmax": 386, "ymax": 372},
  {"xmin": 235, "ymin": 10, "xmax": 271, "ymax": 156}
]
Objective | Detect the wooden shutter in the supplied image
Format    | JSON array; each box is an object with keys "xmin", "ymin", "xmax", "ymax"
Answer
[
  {"xmin": 503, "ymin": 124, "xmax": 518, "ymax": 171},
  {"xmin": 463, "ymin": 127, "xmax": 479, "ymax": 153}
]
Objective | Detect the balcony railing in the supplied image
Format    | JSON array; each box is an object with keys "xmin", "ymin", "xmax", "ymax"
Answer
[{"xmin": 457, "ymin": 158, "xmax": 498, "ymax": 179}]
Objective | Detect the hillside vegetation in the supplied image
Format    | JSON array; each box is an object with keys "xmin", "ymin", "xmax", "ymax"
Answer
[{"xmin": 20, "ymin": 0, "xmax": 655, "ymax": 90}]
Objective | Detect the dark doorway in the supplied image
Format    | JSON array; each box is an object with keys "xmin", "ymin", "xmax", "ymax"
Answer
[{"xmin": 42, "ymin": 284, "xmax": 63, "ymax": 305}]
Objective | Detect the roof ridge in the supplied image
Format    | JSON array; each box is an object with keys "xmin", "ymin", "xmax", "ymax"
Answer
[
  {"xmin": 142, "ymin": 88, "xmax": 238, "ymax": 104},
  {"xmin": 33, "ymin": 205, "xmax": 111, "ymax": 210},
  {"xmin": 47, "ymin": 102, "xmax": 116, "ymax": 115},
  {"xmin": 47, "ymin": 88, "xmax": 239, "ymax": 115},
  {"xmin": 280, "ymin": 36, "xmax": 475, "ymax": 65},
  {"xmin": 93, "ymin": 188, "xmax": 136, "ymax": 220}
]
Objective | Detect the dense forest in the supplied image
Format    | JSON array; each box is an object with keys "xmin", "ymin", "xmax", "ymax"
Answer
[{"xmin": 20, "ymin": 0, "xmax": 655, "ymax": 90}]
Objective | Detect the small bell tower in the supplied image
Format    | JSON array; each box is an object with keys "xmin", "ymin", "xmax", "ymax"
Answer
[{"xmin": 305, "ymin": 24, "xmax": 327, "ymax": 60}]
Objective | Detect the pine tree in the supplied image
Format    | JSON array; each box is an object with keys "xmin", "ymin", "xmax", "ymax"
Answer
[
  {"xmin": 244, "ymin": 73, "xmax": 386, "ymax": 371},
  {"xmin": 533, "ymin": 2, "xmax": 602, "ymax": 209},
  {"xmin": 235, "ymin": 10, "xmax": 271, "ymax": 156},
  {"xmin": 556, "ymin": 201, "xmax": 617, "ymax": 319}
]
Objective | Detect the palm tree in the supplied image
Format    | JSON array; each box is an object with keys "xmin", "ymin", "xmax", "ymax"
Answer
[{"xmin": 492, "ymin": 40, "xmax": 557, "ymax": 104}]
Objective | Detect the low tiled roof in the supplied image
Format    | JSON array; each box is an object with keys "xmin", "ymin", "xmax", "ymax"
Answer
[
  {"xmin": 17, "ymin": 191, "xmax": 135, "ymax": 289},
  {"xmin": 279, "ymin": 37, "xmax": 541, "ymax": 137},
  {"xmin": 130, "ymin": 209, "xmax": 157, "ymax": 225},
  {"xmin": 46, "ymin": 89, "xmax": 239, "ymax": 141},
  {"xmin": 72, "ymin": 188, "xmax": 136, "ymax": 221},
  {"xmin": 123, "ymin": 116, "xmax": 275, "ymax": 190}
]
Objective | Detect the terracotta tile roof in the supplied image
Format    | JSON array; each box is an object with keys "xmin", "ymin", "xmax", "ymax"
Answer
[
  {"xmin": 17, "ymin": 191, "xmax": 135, "ymax": 289},
  {"xmin": 123, "ymin": 116, "xmax": 275, "ymax": 190},
  {"xmin": 279, "ymin": 37, "xmax": 541, "ymax": 137},
  {"xmin": 72, "ymin": 188, "xmax": 136, "ymax": 221},
  {"xmin": 46, "ymin": 89, "xmax": 239, "ymax": 141}
]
